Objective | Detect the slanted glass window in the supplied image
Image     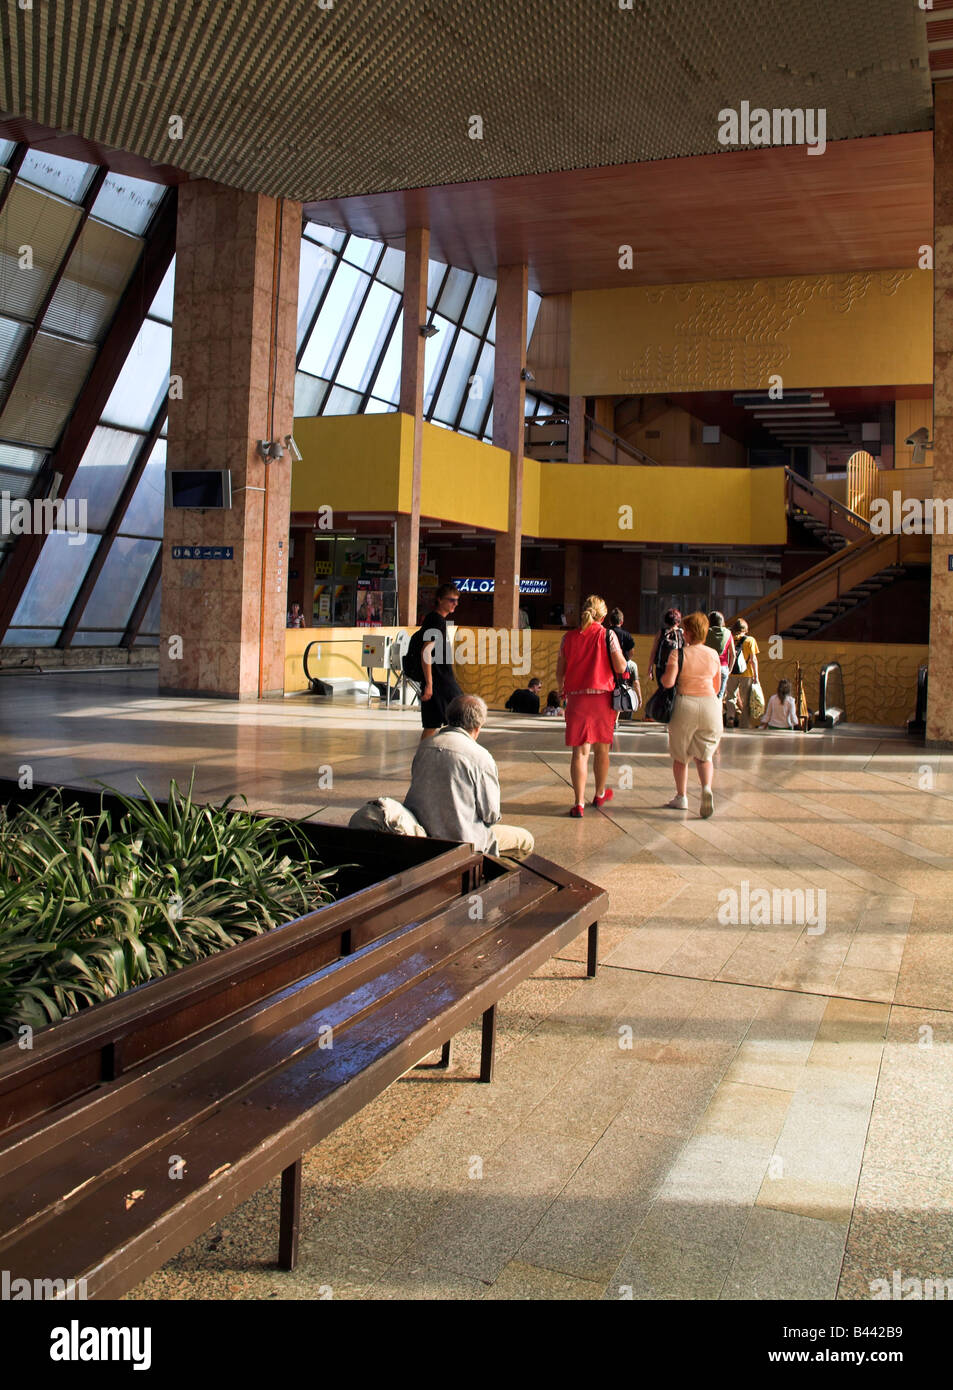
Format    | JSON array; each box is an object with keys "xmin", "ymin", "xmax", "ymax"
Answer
[
  {"xmin": 299, "ymin": 260, "xmax": 366, "ymax": 379},
  {"xmin": 0, "ymin": 442, "xmax": 45, "ymax": 497},
  {"xmin": 78, "ymin": 535, "xmax": 160, "ymax": 631},
  {"xmin": 459, "ymin": 341, "xmax": 494, "ymax": 434},
  {"xmin": 324, "ymin": 384, "xmax": 362, "ymax": 415},
  {"xmin": 304, "ymin": 224, "xmax": 346, "ymax": 252},
  {"xmin": 0, "ymin": 140, "xmax": 15, "ymax": 167},
  {"xmin": 101, "ymin": 318, "xmax": 171, "ymax": 430},
  {"xmin": 137, "ymin": 582, "xmax": 161, "ymax": 641},
  {"xmin": 433, "ymin": 329, "xmax": 480, "ymax": 425},
  {"xmin": 0, "ymin": 317, "xmax": 29, "ymax": 382},
  {"xmin": 376, "ymin": 247, "xmax": 404, "ymax": 292},
  {"xmin": 0, "ymin": 332, "xmax": 97, "ymax": 447},
  {"xmin": 335, "ymin": 280, "xmax": 400, "ymax": 393},
  {"xmin": 120, "ymin": 439, "xmax": 166, "ymax": 539},
  {"xmin": 18, "ymin": 150, "xmax": 94, "ymax": 204},
  {"xmin": 436, "ymin": 267, "xmax": 472, "ymax": 322},
  {"xmin": 44, "ymin": 218, "xmax": 143, "ymax": 342},
  {"xmin": 10, "ymin": 530, "xmax": 101, "ymax": 628},
  {"xmin": 294, "ymin": 371, "xmax": 329, "ymax": 417},
  {"xmin": 341, "ymin": 234, "xmax": 382, "ymax": 272},
  {"xmin": 463, "ymin": 277, "xmax": 495, "ymax": 335},
  {"xmin": 3, "ymin": 628, "xmax": 59, "ymax": 646},
  {"xmin": 297, "ymin": 237, "xmax": 335, "ymax": 348},
  {"xmin": 149, "ymin": 257, "xmax": 175, "ymax": 323},
  {"xmin": 422, "ymin": 315, "xmax": 454, "ymax": 413},
  {"xmin": 66, "ymin": 427, "xmax": 141, "ymax": 531},
  {"xmin": 369, "ymin": 310, "xmax": 402, "ymax": 405},
  {"xmin": 0, "ymin": 182, "xmax": 83, "ymax": 320},
  {"xmin": 527, "ymin": 292, "xmax": 542, "ymax": 346},
  {"xmin": 91, "ymin": 174, "xmax": 164, "ymax": 235}
]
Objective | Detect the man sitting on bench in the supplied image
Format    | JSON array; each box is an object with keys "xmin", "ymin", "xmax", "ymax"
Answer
[{"xmin": 404, "ymin": 694, "xmax": 535, "ymax": 860}]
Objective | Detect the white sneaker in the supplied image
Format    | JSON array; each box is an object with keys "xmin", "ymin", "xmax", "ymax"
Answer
[
  {"xmin": 665, "ymin": 795, "xmax": 688, "ymax": 810},
  {"xmin": 700, "ymin": 788, "xmax": 714, "ymax": 818}
]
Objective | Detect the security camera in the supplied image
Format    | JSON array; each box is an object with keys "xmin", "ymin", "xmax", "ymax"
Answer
[
  {"xmin": 284, "ymin": 434, "xmax": 303, "ymax": 462},
  {"xmin": 904, "ymin": 426, "xmax": 933, "ymax": 465}
]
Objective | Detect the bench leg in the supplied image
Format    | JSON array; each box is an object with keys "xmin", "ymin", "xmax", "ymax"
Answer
[
  {"xmin": 587, "ymin": 921, "xmax": 599, "ymax": 978},
  {"xmin": 439, "ymin": 1040, "xmax": 452, "ymax": 1068},
  {"xmin": 480, "ymin": 1004, "xmax": 497, "ymax": 1083},
  {"xmin": 278, "ymin": 1159, "xmax": 302, "ymax": 1271}
]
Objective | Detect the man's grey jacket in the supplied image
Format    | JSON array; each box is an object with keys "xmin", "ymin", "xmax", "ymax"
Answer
[{"xmin": 404, "ymin": 726, "xmax": 502, "ymax": 854}]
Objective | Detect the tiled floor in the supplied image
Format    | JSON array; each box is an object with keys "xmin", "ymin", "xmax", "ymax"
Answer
[{"xmin": 2, "ymin": 669, "xmax": 952, "ymax": 1301}]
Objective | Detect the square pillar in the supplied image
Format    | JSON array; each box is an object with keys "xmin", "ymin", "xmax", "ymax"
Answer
[
  {"xmin": 492, "ymin": 263, "xmax": 528, "ymax": 629},
  {"xmin": 929, "ymin": 84, "xmax": 953, "ymax": 742},
  {"xmin": 160, "ymin": 182, "xmax": 300, "ymax": 698},
  {"xmin": 396, "ymin": 228, "xmax": 429, "ymax": 626}
]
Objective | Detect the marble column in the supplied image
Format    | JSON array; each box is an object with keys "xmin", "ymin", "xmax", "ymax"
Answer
[
  {"xmin": 930, "ymin": 84, "xmax": 953, "ymax": 744},
  {"xmin": 492, "ymin": 263, "xmax": 528, "ymax": 629},
  {"xmin": 160, "ymin": 182, "xmax": 300, "ymax": 698},
  {"xmin": 396, "ymin": 228, "xmax": 429, "ymax": 627}
]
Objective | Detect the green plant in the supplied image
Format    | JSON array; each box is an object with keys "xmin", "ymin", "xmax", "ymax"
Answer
[{"xmin": 0, "ymin": 779, "xmax": 341, "ymax": 1039}]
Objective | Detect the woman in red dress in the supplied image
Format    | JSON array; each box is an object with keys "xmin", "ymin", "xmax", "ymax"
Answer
[{"xmin": 556, "ymin": 594, "xmax": 629, "ymax": 818}]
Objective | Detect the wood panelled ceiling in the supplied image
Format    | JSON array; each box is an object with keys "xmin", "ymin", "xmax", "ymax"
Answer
[{"xmin": 304, "ymin": 134, "xmax": 933, "ymax": 294}]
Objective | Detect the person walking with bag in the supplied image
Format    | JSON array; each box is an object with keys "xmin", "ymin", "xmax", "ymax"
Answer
[
  {"xmin": 556, "ymin": 594, "xmax": 629, "ymax": 818},
  {"xmin": 660, "ymin": 610, "xmax": 722, "ymax": 817},
  {"xmin": 724, "ymin": 618, "xmax": 760, "ymax": 728}
]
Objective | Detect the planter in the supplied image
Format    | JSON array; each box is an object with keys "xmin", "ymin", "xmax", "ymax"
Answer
[{"xmin": 0, "ymin": 778, "xmax": 502, "ymax": 1130}]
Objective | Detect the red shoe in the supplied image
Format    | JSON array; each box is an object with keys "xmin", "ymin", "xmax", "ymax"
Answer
[
  {"xmin": 593, "ymin": 788, "xmax": 614, "ymax": 809},
  {"xmin": 569, "ymin": 804, "xmax": 584, "ymax": 818}
]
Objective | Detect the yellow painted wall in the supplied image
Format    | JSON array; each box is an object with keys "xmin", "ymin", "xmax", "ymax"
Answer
[
  {"xmin": 420, "ymin": 422, "xmax": 511, "ymax": 529},
  {"xmin": 291, "ymin": 416, "xmax": 785, "ymax": 543},
  {"xmin": 291, "ymin": 414, "xmax": 408, "ymax": 513},
  {"xmin": 284, "ymin": 625, "xmax": 407, "ymax": 693},
  {"xmin": 536, "ymin": 463, "xmax": 787, "ymax": 545},
  {"xmin": 285, "ymin": 627, "xmax": 926, "ymax": 727},
  {"xmin": 570, "ymin": 269, "xmax": 932, "ymax": 396},
  {"xmin": 448, "ymin": 629, "xmax": 926, "ymax": 729}
]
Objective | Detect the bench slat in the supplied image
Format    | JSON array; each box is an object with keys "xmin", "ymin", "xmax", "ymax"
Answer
[
  {"xmin": 0, "ymin": 873, "xmax": 556, "ymax": 1239},
  {"xmin": 0, "ymin": 882, "xmax": 601, "ymax": 1295}
]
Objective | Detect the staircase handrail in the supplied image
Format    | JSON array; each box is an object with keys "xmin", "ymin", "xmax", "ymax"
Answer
[
  {"xmin": 585, "ymin": 416, "xmax": 662, "ymax": 466},
  {"xmin": 735, "ymin": 529, "xmax": 903, "ymax": 631},
  {"xmin": 784, "ymin": 467, "xmax": 868, "ymax": 536},
  {"xmin": 523, "ymin": 412, "xmax": 663, "ymax": 466}
]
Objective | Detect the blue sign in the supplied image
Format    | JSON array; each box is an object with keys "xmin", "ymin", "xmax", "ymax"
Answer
[
  {"xmin": 453, "ymin": 577, "xmax": 550, "ymax": 596},
  {"xmin": 172, "ymin": 546, "xmax": 234, "ymax": 560}
]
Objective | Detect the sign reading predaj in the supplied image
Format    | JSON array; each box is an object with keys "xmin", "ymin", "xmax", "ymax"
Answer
[{"xmin": 454, "ymin": 577, "xmax": 550, "ymax": 596}]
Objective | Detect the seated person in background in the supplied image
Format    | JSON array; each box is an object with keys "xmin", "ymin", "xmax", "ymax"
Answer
[
  {"xmin": 543, "ymin": 689, "xmax": 563, "ymax": 717},
  {"xmin": 404, "ymin": 695, "xmax": 535, "ymax": 859},
  {"xmin": 760, "ymin": 679, "xmax": 799, "ymax": 730},
  {"xmin": 505, "ymin": 678, "xmax": 543, "ymax": 714}
]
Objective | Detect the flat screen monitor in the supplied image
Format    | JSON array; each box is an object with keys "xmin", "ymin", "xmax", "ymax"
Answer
[{"xmin": 166, "ymin": 469, "xmax": 232, "ymax": 509}]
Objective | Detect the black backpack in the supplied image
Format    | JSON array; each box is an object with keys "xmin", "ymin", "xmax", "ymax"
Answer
[{"xmin": 401, "ymin": 627, "xmax": 425, "ymax": 683}]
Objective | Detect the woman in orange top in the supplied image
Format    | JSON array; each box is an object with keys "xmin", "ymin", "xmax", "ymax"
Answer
[
  {"xmin": 660, "ymin": 610, "xmax": 722, "ymax": 818},
  {"xmin": 556, "ymin": 595, "xmax": 628, "ymax": 818}
]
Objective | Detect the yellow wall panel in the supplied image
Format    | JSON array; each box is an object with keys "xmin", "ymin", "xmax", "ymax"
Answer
[
  {"xmin": 570, "ymin": 269, "xmax": 932, "ymax": 396},
  {"xmin": 290, "ymin": 414, "xmax": 406, "ymax": 512},
  {"xmin": 536, "ymin": 463, "xmax": 786, "ymax": 544},
  {"xmin": 419, "ymin": 422, "xmax": 511, "ymax": 529}
]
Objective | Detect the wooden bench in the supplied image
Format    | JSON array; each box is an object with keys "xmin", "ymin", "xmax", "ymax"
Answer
[{"xmin": 0, "ymin": 814, "xmax": 604, "ymax": 1298}]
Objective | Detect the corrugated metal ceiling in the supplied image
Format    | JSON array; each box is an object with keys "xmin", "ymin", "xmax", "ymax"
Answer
[{"xmin": 0, "ymin": 0, "xmax": 933, "ymax": 200}]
